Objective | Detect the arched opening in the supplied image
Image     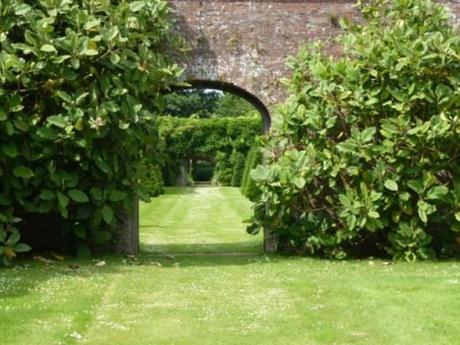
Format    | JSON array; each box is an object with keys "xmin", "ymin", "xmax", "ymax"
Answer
[
  {"xmin": 133, "ymin": 81, "xmax": 270, "ymax": 255},
  {"xmin": 170, "ymin": 80, "xmax": 271, "ymax": 133}
]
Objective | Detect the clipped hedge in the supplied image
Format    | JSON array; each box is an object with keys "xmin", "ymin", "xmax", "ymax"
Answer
[
  {"xmin": 241, "ymin": 145, "xmax": 262, "ymax": 201},
  {"xmin": 0, "ymin": 0, "xmax": 182, "ymax": 263},
  {"xmin": 230, "ymin": 152, "xmax": 246, "ymax": 187},
  {"xmin": 139, "ymin": 160, "xmax": 164, "ymax": 197},
  {"xmin": 158, "ymin": 115, "xmax": 262, "ymax": 186},
  {"xmin": 248, "ymin": 0, "xmax": 460, "ymax": 261}
]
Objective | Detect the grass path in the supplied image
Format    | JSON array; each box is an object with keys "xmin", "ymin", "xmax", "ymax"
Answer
[
  {"xmin": 1, "ymin": 187, "xmax": 460, "ymax": 345},
  {"xmin": 139, "ymin": 186, "xmax": 262, "ymax": 254}
]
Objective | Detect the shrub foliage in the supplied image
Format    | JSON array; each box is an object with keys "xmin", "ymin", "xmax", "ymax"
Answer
[
  {"xmin": 249, "ymin": 0, "xmax": 460, "ymax": 260},
  {"xmin": 0, "ymin": 0, "xmax": 182, "ymax": 262}
]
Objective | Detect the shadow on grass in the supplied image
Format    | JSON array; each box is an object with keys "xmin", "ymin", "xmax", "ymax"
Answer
[
  {"xmin": 0, "ymin": 256, "xmax": 131, "ymax": 300},
  {"xmin": 161, "ymin": 187, "xmax": 200, "ymax": 195},
  {"xmin": 139, "ymin": 241, "xmax": 263, "ymax": 254},
  {"xmin": 0, "ymin": 247, "xmax": 280, "ymax": 300}
]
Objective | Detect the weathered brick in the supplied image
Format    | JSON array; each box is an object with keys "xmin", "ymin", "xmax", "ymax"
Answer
[{"xmin": 169, "ymin": 0, "xmax": 460, "ymax": 109}]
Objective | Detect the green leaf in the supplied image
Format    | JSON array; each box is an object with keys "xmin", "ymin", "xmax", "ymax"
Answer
[
  {"xmin": 1, "ymin": 143, "xmax": 18, "ymax": 158},
  {"xmin": 47, "ymin": 115, "xmax": 67, "ymax": 128},
  {"xmin": 40, "ymin": 44, "xmax": 57, "ymax": 53},
  {"xmin": 94, "ymin": 156, "xmax": 111, "ymax": 174},
  {"xmin": 14, "ymin": 4, "xmax": 31, "ymax": 15},
  {"xmin": 339, "ymin": 194, "xmax": 352, "ymax": 208},
  {"xmin": 129, "ymin": 1, "xmax": 146, "ymax": 12},
  {"xmin": 0, "ymin": 110, "xmax": 7, "ymax": 121},
  {"xmin": 68, "ymin": 189, "xmax": 89, "ymax": 203},
  {"xmin": 81, "ymin": 48, "xmax": 98, "ymax": 56},
  {"xmin": 368, "ymin": 210, "xmax": 380, "ymax": 219},
  {"xmin": 426, "ymin": 186, "xmax": 449, "ymax": 200},
  {"xmin": 36, "ymin": 127, "xmax": 59, "ymax": 140},
  {"xmin": 108, "ymin": 190, "xmax": 128, "ymax": 202},
  {"xmin": 39, "ymin": 190, "xmax": 55, "ymax": 201},
  {"xmin": 6, "ymin": 231, "xmax": 20, "ymax": 246},
  {"xmin": 14, "ymin": 243, "xmax": 31, "ymax": 253},
  {"xmin": 55, "ymin": 91, "xmax": 72, "ymax": 103},
  {"xmin": 455, "ymin": 212, "xmax": 460, "ymax": 222},
  {"xmin": 57, "ymin": 191, "xmax": 70, "ymax": 208},
  {"xmin": 417, "ymin": 200, "xmax": 434, "ymax": 224},
  {"xmin": 361, "ymin": 127, "xmax": 376, "ymax": 143},
  {"xmin": 90, "ymin": 188, "xmax": 104, "ymax": 201},
  {"xmin": 291, "ymin": 176, "xmax": 306, "ymax": 189},
  {"xmin": 384, "ymin": 179, "xmax": 398, "ymax": 192},
  {"xmin": 84, "ymin": 19, "xmax": 100, "ymax": 30},
  {"xmin": 407, "ymin": 180, "xmax": 423, "ymax": 194},
  {"xmin": 13, "ymin": 166, "xmax": 34, "ymax": 179},
  {"xmin": 102, "ymin": 205, "xmax": 114, "ymax": 224}
]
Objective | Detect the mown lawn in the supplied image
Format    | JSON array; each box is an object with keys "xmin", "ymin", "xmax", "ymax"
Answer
[{"xmin": 1, "ymin": 187, "xmax": 459, "ymax": 345}]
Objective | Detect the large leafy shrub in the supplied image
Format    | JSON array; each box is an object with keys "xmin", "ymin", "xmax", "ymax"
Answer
[
  {"xmin": 0, "ymin": 0, "xmax": 183, "ymax": 261},
  {"xmin": 248, "ymin": 0, "xmax": 460, "ymax": 260}
]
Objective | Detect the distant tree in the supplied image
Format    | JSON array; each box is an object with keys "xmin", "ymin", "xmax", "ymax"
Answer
[
  {"xmin": 159, "ymin": 90, "xmax": 220, "ymax": 117},
  {"xmin": 214, "ymin": 93, "xmax": 256, "ymax": 118},
  {"xmin": 160, "ymin": 90, "xmax": 256, "ymax": 118}
]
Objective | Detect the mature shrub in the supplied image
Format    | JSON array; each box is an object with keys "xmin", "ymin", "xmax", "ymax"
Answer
[
  {"xmin": 0, "ymin": 0, "xmax": 183, "ymax": 261},
  {"xmin": 248, "ymin": 0, "xmax": 460, "ymax": 261},
  {"xmin": 158, "ymin": 115, "xmax": 262, "ymax": 186}
]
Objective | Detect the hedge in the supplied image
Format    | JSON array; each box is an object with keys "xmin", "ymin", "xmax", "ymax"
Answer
[{"xmin": 157, "ymin": 115, "xmax": 262, "ymax": 187}]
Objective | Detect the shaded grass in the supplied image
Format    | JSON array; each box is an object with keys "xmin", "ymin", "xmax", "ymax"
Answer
[{"xmin": 0, "ymin": 187, "xmax": 459, "ymax": 344}]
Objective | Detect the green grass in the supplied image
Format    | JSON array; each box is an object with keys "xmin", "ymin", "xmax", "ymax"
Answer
[
  {"xmin": 139, "ymin": 186, "xmax": 262, "ymax": 254},
  {"xmin": 1, "ymin": 187, "xmax": 460, "ymax": 345}
]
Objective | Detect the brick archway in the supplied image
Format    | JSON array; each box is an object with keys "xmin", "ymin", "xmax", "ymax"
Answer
[
  {"xmin": 118, "ymin": 0, "xmax": 460, "ymax": 254},
  {"xmin": 172, "ymin": 79, "xmax": 271, "ymax": 132}
]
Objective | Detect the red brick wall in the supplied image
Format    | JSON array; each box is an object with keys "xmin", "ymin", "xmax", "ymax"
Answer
[{"xmin": 169, "ymin": 0, "xmax": 460, "ymax": 108}]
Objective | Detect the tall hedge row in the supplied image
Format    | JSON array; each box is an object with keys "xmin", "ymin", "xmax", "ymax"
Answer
[
  {"xmin": 241, "ymin": 145, "xmax": 262, "ymax": 201},
  {"xmin": 157, "ymin": 115, "xmax": 262, "ymax": 187},
  {"xmin": 0, "ymin": 0, "xmax": 183, "ymax": 264},
  {"xmin": 248, "ymin": 0, "xmax": 460, "ymax": 261}
]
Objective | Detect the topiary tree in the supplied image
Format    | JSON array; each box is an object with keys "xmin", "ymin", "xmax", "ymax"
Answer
[
  {"xmin": 248, "ymin": 0, "xmax": 460, "ymax": 261},
  {"xmin": 0, "ymin": 0, "xmax": 184, "ymax": 263}
]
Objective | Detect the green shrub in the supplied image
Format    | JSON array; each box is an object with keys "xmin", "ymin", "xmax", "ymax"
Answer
[
  {"xmin": 248, "ymin": 0, "xmax": 460, "ymax": 261},
  {"xmin": 230, "ymin": 151, "xmax": 246, "ymax": 187},
  {"xmin": 139, "ymin": 160, "xmax": 164, "ymax": 197},
  {"xmin": 241, "ymin": 145, "xmax": 262, "ymax": 201},
  {"xmin": 212, "ymin": 152, "xmax": 234, "ymax": 186},
  {"xmin": 0, "ymin": 0, "xmax": 183, "ymax": 262},
  {"xmin": 0, "ymin": 210, "xmax": 30, "ymax": 266}
]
